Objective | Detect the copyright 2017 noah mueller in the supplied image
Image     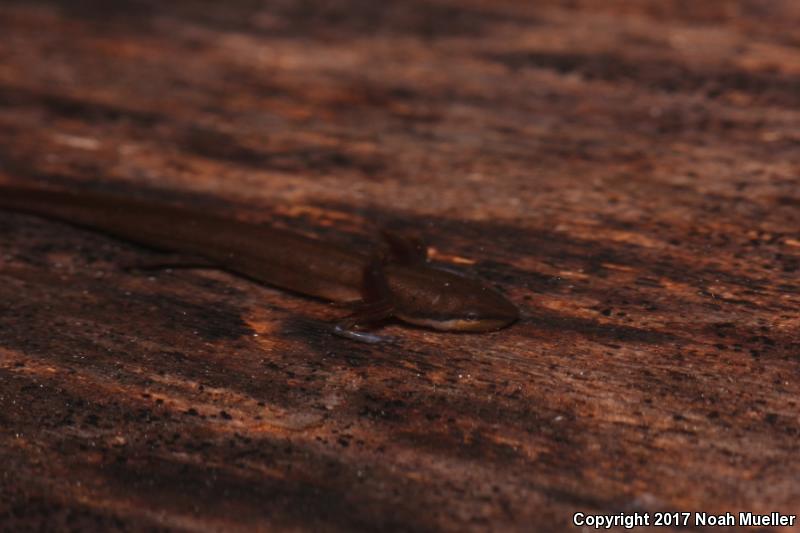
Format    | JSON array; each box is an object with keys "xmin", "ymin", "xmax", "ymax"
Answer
[{"xmin": 572, "ymin": 511, "xmax": 797, "ymax": 529}]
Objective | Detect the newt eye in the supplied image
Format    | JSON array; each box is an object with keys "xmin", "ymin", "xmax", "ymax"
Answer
[{"xmin": 465, "ymin": 312, "xmax": 479, "ymax": 321}]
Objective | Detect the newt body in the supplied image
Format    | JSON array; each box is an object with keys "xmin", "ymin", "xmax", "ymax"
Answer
[{"xmin": 0, "ymin": 186, "xmax": 518, "ymax": 337}]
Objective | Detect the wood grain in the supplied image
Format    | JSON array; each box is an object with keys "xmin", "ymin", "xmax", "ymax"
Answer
[{"xmin": 1, "ymin": 1, "xmax": 799, "ymax": 531}]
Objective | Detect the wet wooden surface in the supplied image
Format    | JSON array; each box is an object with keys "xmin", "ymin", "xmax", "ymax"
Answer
[{"xmin": 1, "ymin": 1, "xmax": 800, "ymax": 531}]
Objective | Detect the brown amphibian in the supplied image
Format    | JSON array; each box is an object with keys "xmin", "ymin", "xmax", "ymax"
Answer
[{"xmin": 0, "ymin": 185, "xmax": 518, "ymax": 342}]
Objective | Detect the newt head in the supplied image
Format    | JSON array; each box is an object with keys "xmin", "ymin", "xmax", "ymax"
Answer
[{"xmin": 389, "ymin": 266, "xmax": 520, "ymax": 332}]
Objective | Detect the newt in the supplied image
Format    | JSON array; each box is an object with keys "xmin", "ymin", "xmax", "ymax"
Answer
[{"xmin": 0, "ymin": 185, "xmax": 519, "ymax": 342}]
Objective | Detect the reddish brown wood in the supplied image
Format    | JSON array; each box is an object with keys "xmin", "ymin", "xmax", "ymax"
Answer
[{"xmin": 1, "ymin": 1, "xmax": 799, "ymax": 531}]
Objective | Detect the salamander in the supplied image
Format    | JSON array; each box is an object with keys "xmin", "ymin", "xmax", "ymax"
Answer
[{"xmin": 0, "ymin": 185, "xmax": 519, "ymax": 341}]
